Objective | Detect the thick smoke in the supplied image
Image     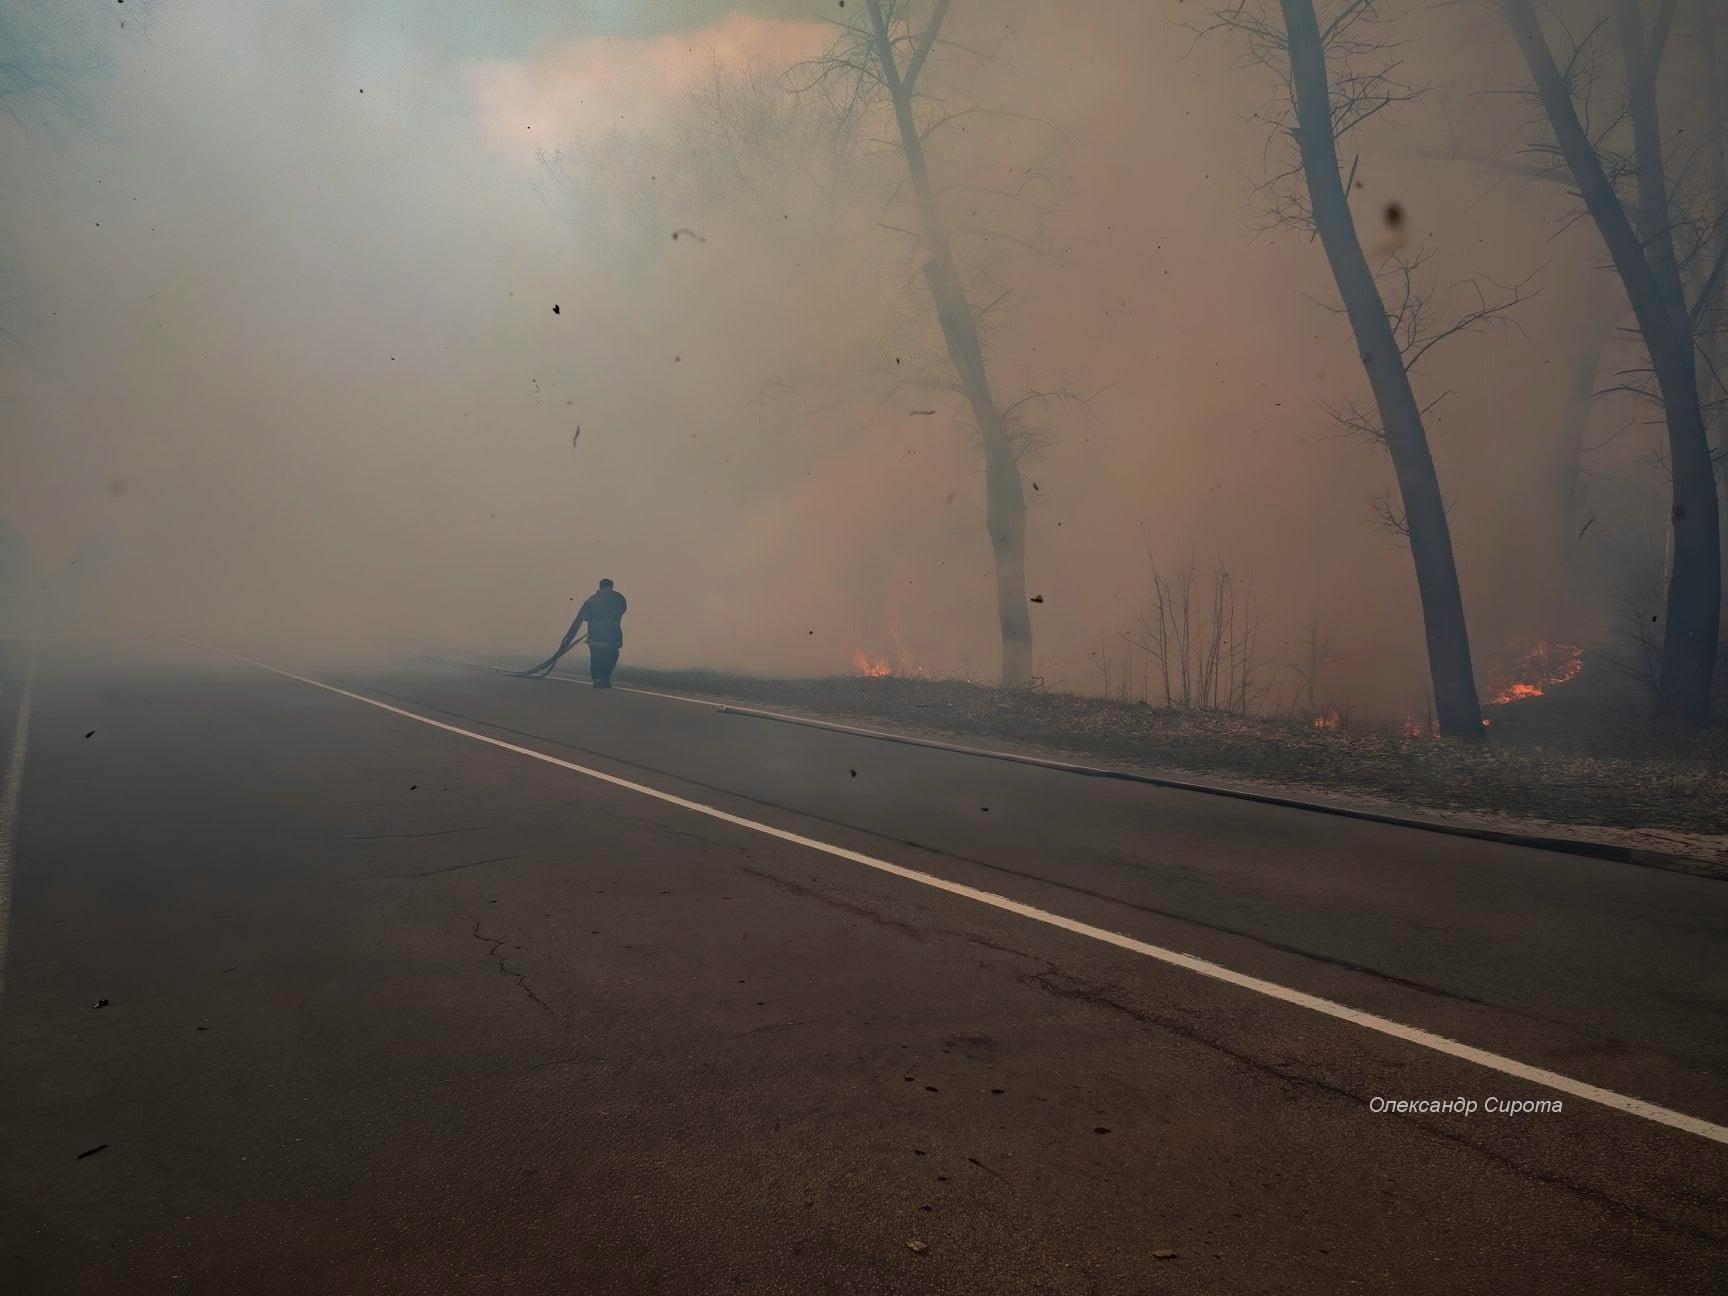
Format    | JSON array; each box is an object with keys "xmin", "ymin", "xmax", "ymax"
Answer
[{"xmin": 0, "ymin": 1, "xmax": 1678, "ymax": 716}]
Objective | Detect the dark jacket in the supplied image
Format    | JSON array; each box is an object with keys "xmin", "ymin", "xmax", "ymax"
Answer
[{"xmin": 579, "ymin": 589, "xmax": 627, "ymax": 647}]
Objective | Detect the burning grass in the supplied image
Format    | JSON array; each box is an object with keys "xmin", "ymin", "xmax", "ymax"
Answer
[
  {"xmin": 850, "ymin": 650, "xmax": 894, "ymax": 678},
  {"xmin": 1483, "ymin": 640, "xmax": 1584, "ymax": 707},
  {"xmin": 619, "ymin": 663, "xmax": 1728, "ymax": 865}
]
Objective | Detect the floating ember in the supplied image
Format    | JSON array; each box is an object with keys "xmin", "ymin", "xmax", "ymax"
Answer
[{"xmin": 1485, "ymin": 640, "xmax": 1583, "ymax": 706}]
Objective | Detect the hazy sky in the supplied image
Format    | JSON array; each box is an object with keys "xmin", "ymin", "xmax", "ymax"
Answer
[{"xmin": 0, "ymin": 1, "xmax": 1668, "ymax": 714}]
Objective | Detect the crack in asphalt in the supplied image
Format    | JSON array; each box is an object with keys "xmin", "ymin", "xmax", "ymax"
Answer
[
  {"xmin": 471, "ymin": 920, "xmax": 553, "ymax": 1015},
  {"xmin": 704, "ymin": 849, "xmax": 1728, "ymax": 1246},
  {"xmin": 735, "ymin": 864, "xmax": 929, "ymax": 943},
  {"xmin": 328, "ymin": 676, "xmax": 1607, "ymax": 1043},
  {"xmin": 405, "ymin": 853, "xmax": 522, "ymax": 879},
  {"xmin": 1023, "ymin": 970, "xmax": 1727, "ymax": 1247},
  {"xmin": 354, "ymin": 853, "xmax": 524, "ymax": 881},
  {"xmin": 334, "ymin": 670, "xmax": 1727, "ymax": 1240}
]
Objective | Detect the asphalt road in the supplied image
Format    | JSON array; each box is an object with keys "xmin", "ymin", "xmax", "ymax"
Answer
[{"xmin": 2, "ymin": 640, "xmax": 1725, "ymax": 1294}]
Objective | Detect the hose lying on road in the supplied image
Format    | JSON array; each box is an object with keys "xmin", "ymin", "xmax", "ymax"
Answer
[{"xmin": 510, "ymin": 635, "xmax": 587, "ymax": 679}]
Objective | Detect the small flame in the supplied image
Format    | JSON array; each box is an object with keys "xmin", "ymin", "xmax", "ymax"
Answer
[
  {"xmin": 851, "ymin": 649, "xmax": 893, "ymax": 678},
  {"xmin": 1494, "ymin": 682, "xmax": 1544, "ymax": 703},
  {"xmin": 1485, "ymin": 640, "xmax": 1583, "ymax": 706},
  {"xmin": 1312, "ymin": 707, "xmax": 1340, "ymax": 731},
  {"xmin": 1400, "ymin": 716, "xmax": 1430, "ymax": 738}
]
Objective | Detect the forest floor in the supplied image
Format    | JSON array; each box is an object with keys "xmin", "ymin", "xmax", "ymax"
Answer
[{"xmin": 618, "ymin": 666, "xmax": 1728, "ymax": 875}]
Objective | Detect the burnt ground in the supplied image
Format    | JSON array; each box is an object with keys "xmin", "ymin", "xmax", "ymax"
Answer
[{"xmin": 612, "ymin": 666, "xmax": 1728, "ymax": 870}]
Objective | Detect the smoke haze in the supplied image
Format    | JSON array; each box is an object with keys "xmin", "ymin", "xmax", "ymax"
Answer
[{"xmin": 0, "ymin": 1, "xmax": 1679, "ymax": 715}]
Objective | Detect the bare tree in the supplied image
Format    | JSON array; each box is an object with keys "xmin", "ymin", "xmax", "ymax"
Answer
[
  {"xmin": 1212, "ymin": 0, "xmax": 1489, "ymax": 739},
  {"xmin": 791, "ymin": 0, "xmax": 1046, "ymax": 687},
  {"xmin": 1498, "ymin": 0, "xmax": 1722, "ymax": 720},
  {"xmin": 1287, "ymin": 611, "xmax": 1364, "ymax": 720},
  {"xmin": 1374, "ymin": 129, "xmax": 1626, "ymax": 585},
  {"xmin": 1595, "ymin": 516, "xmax": 1672, "ymax": 701},
  {"xmin": 1124, "ymin": 553, "xmax": 1273, "ymax": 713},
  {"xmin": 540, "ymin": 53, "xmax": 874, "ymax": 258}
]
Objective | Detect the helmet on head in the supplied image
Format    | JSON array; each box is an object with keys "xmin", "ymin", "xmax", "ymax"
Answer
[{"xmin": 598, "ymin": 578, "xmax": 614, "ymax": 589}]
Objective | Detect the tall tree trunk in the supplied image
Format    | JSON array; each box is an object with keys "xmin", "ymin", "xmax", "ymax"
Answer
[
  {"xmin": 1280, "ymin": 0, "xmax": 1485, "ymax": 740},
  {"xmin": 1557, "ymin": 298, "xmax": 1616, "ymax": 616},
  {"xmin": 1502, "ymin": 0, "xmax": 1720, "ymax": 721},
  {"xmin": 864, "ymin": 0, "xmax": 1033, "ymax": 688},
  {"xmin": 1700, "ymin": 0, "xmax": 1728, "ymax": 586},
  {"xmin": 1617, "ymin": 2, "xmax": 1690, "ymax": 332}
]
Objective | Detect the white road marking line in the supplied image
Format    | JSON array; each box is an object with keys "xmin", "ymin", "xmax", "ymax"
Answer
[
  {"xmin": 613, "ymin": 679, "xmax": 988, "ymax": 747},
  {"xmin": 613, "ymin": 683, "xmax": 740, "ymax": 708},
  {"xmin": 197, "ymin": 641, "xmax": 1728, "ymax": 1147},
  {"xmin": 420, "ymin": 657, "xmax": 707, "ymax": 708},
  {"xmin": 0, "ymin": 640, "xmax": 38, "ymax": 1011},
  {"xmin": 442, "ymin": 658, "xmax": 737, "ymax": 712}
]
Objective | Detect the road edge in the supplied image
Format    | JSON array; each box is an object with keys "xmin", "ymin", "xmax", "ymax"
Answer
[
  {"xmin": 700, "ymin": 699, "xmax": 1724, "ymax": 881},
  {"xmin": 427, "ymin": 655, "xmax": 1724, "ymax": 881}
]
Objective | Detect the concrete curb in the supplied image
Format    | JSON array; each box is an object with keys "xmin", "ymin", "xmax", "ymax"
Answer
[
  {"xmin": 701, "ymin": 701, "xmax": 1725, "ymax": 882},
  {"xmin": 427, "ymin": 656, "xmax": 1723, "ymax": 881}
]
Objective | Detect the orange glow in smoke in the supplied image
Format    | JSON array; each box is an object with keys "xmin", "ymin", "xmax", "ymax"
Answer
[{"xmin": 851, "ymin": 649, "xmax": 893, "ymax": 678}]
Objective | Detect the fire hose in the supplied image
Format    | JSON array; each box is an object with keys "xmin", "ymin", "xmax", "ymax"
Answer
[{"xmin": 510, "ymin": 633, "xmax": 587, "ymax": 679}]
